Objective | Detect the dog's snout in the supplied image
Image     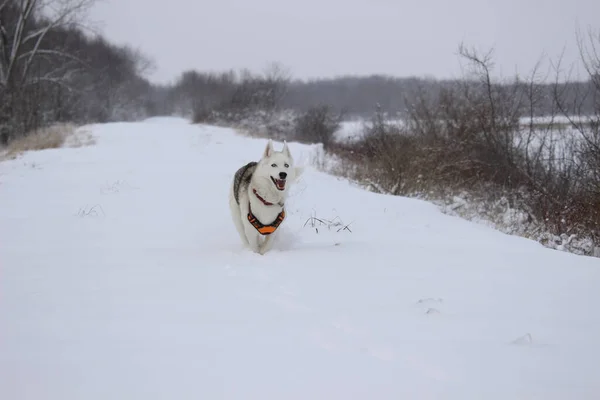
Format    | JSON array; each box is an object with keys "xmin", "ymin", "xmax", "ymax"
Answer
[{"xmin": 279, "ymin": 172, "xmax": 287, "ymax": 179}]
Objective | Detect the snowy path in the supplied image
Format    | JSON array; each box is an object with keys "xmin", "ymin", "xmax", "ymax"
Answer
[{"xmin": 1, "ymin": 117, "xmax": 599, "ymax": 399}]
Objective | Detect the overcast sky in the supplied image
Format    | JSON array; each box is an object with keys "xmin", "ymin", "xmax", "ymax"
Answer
[{"xmin": 89, "ymin": 0, "xmax": 599, "ymax": 84}]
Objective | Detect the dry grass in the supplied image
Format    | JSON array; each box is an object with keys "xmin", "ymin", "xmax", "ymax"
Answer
[
  {"xmin": 64, "ymin": 127, "xmax": 96, "ymax": 149},
  {"xmin": 1, "ymin": 123, "xmax": 95, "ymax": 160}
]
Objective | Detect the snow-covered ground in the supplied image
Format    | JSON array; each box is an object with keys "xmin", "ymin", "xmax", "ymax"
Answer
[{"xmin": 1, "ymin": 117, "xmax": 599, "ymax": 399}]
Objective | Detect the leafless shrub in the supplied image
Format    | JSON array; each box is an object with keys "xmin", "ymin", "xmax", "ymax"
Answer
[
  {"xmin": 75, "ymin": 204, "xmax": 105, "ymax": 218},
  {"xmin": 303, "ymin": 211, "xmax": 353, "ymax": 234},
  {"xmin": 325, "ymin": 37, "xmax": 600, "ymax": 255},
  {"xmin": 545, "ymin": 28, "xmax": 600, "ymax": 240},
  {"xmin": 293, "ymin": 105, "xmax": 342, "ymax": 148},
  {"xmin": 332, "ymin": 105, "xmax": 422, "ymax": 195},
  {"xmin": 192, "ymin": 107, "xmax": 214, "ymax": 124}
]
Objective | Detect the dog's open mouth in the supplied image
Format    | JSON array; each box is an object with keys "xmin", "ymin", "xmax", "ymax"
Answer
[{"xmin": 271, "ymin": 176, "xmax": 286, "ymax": 191}]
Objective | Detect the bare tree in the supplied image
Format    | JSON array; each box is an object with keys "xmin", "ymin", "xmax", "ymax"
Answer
[
  {"xmin": 0, "ymin": 0, "xmax": 95, "ymax": 143},
  {"xmin": 262, "ymin": 61, "xmax": 291, "ymax": 112}
]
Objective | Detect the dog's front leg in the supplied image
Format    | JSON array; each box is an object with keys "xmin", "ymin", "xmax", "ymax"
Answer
[
  {"xmin": 258, "ymin": 234, "xmax": 275, "ymax": 255},
  {"xmin": 243, "ymin": 224, "xmax": 261, "ymax": 253}
]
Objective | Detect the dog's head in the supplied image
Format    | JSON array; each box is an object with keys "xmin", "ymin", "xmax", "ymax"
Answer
[{"xmin": 257, "ymin": 139, "xmax": 303, "ymax": 192}]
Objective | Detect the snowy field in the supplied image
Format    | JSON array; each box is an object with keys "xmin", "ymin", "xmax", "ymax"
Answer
[
  {"xmin": 335, "ymin": 115, "xmax": 593, "ymax": 149},
  {"xmin": 1, "ymin": 117, "xmax": 600, "ymax": 399}
]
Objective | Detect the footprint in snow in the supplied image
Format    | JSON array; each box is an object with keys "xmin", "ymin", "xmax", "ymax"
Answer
[
  {"xmin": 511, "ymin": 333, "xmax": 533, "ymax": 346},
  {"xmin": 416, "ymin": 298, "xmax": 443, "ymax": 315},
  {"xmin": 417, "ymin": 297, "xmax": 443, "ymax": 305}
]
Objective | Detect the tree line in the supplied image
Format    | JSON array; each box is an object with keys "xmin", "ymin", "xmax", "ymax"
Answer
[
  {"xmin": 1, "ymin": 0, "xmax": 597, "ymax": 146},
  {"xmin": 0, "ymin": 0, "xmax": 160, "ymax": 145}
]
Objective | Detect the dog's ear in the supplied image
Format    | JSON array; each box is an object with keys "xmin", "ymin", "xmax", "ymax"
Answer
[
  {"xmin": 282, "ymin": 140, "xmax": 291, "ymax": 157},
  {"xmin": 262, "ymin": 139, "xmax": 274, "ymax": 159}
]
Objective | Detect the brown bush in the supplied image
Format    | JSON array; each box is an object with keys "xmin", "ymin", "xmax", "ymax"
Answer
[
  {"xmin": 326, "ymin": 40, "xmax": 600, "ymax": 254},
  {"xmin": 293, "ymin": 105, "xmax": 342, "ymax": 149}
]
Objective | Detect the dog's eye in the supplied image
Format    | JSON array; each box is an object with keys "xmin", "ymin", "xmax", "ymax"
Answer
[
  {"xmin": 271, "ymin": 163, "xmax": 277, "ymax": 167},
  {"xmin": 284, "ymin": 163, "xmax": 289, "ymax": 168}
]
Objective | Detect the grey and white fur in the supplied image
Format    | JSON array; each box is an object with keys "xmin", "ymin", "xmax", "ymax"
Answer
[{"xmin": 229, "ymin": 139, "xmax": 303, "ymax": 254}]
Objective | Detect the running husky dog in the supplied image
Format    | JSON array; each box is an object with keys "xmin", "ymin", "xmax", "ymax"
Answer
[{"xmin": 229, "ymin": 139, "xmax": 303, "ymax": 254}]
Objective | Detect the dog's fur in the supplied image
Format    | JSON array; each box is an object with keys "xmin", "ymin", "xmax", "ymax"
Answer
[{"xmin": 229, "ymin": 139, "xmax": 303, "ymax": 254}]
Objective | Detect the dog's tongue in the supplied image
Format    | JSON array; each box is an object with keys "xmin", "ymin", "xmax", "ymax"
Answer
[{"xmin": 277, "ymin": 179, "xmax": 286, "ymax": 190}]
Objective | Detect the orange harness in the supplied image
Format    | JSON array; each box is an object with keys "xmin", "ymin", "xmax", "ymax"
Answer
[
  {"xmin": 247, "ymin": 188, "xmax": 286, "ymax": 235},
  {"xmin": 247, "ymin": 207, "xmax": 286, "ymax": 235}
]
